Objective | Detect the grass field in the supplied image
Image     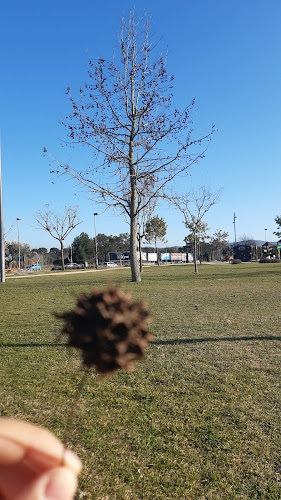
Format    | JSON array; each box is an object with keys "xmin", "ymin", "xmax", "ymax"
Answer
[{"xmin": 0, "ymin": 263, "xmax": 280, "ymax": 499}]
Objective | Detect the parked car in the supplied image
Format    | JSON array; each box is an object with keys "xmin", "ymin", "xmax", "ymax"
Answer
[
  {"xmin": 65, "ymin": 263, "xmax": 84, "ymax": 269},
  {"xmin": 100, "ymin": 262, "xmax": 118, "ymax": 267},
  {"xmin": 26, "ymin": 264, "xmax": 42, "ymax": 271}
]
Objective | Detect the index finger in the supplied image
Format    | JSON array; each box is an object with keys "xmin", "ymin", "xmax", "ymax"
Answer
[{"xmin": 0, "ymin": 418, "xmax": 81, "ymax": 474}]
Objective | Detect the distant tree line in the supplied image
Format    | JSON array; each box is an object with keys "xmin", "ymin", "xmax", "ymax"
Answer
[
  {"xmin": 71, "ymin": 232, "xmax": 130, "ymax": 264},
  {"xmin": 9, "ymin": 203, "xmax": 281, "ymax": 270},
  {"xmin": 4, "ymin": 243, "xmax": 62, "ymax": 268},
  {"xmin": 4, "ymin": 217, "xmax": 232, "ymax": 269},
  {"xmin": 4, "ymin": 233, "xmax": 131, "ymax": 268}
]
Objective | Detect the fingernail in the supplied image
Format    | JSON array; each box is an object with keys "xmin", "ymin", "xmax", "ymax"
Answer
[
  {"xmin": 0, "ymin": 436, "xmax": 24, "ymax": 464},
  {"xmin": 63, "ymin": 449, "xmax": 82, "ymax": 474},
  {"xmin": 44, "ymin": 468, "xmax": 77, "ymax": 500}
]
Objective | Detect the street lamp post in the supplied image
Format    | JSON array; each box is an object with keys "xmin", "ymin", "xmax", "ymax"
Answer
[
  {"xmin": 264, "ymin": 228, "xmax": 267, "ymax": 243},
  {"xmin": 94, "ymin": 213, "xmax": 100, "ymax": 269},
  {"xmin": 16, "ymin": 218, "xmax": 22, "ymax": 271},
  {"xmin": 0, "ymin": 136, "xmax": 5, "ymax": 283}
]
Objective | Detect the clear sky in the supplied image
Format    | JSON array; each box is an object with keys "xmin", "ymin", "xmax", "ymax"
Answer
[{"xmin": 1, "ymin": 0, "xmax": 280, "ymax": 249}]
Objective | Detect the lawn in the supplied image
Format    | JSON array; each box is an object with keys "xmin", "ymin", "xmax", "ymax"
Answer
[{"xmin": 0, "ymin": 263, "xmax": 280, "ymax": 499}]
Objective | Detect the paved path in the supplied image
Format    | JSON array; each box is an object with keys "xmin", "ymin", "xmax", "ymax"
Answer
[
  {"xmin": 4, "ymin": 261, "xmax": 232, "ymax": 280},
  {"xmin": 4, "ymin": 267, "xmax": 125, "ymax": 279}
]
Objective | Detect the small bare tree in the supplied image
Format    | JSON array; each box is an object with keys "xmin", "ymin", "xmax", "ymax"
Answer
[
  {"xmin": 170, "ymin": 186, "xmax": 221, "ymax": 273},
  {"xmin": 136, "ymin": 197, "xmax": 156, "ymax": 272},
  {"xmin": 35, "ymin": 206, "xmax": 81, "ymax": 270},
  {"xmin": 45, "ymin": 12, "xmax": 215, "ymax": 282},
  {"xmin": 239, "ymin": 234, "xmax": 255, "ymax": 244},
  {"xmin": 4, "ymin": 222, "xmax": 14, "ymax": 240}
]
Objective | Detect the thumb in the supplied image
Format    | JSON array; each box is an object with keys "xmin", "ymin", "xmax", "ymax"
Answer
[{"xmin": 17, "ymin": 467, "xmax": 78, "ymax": 500}]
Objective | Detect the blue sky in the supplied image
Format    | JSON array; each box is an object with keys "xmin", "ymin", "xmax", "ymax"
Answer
[{"xmin": 1, "ymin": 0, "xmax": 280, "ymax": 249}]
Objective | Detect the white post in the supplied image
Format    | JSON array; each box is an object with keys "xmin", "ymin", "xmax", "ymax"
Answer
[{"xmin": 0, "ymin": 136, "xmax": 5, "ymax": 282}]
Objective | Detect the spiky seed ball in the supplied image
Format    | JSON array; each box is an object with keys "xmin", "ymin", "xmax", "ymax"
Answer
[{"xmin": 56, "ymin": 285, "xmax": 153, "ymax": 375}]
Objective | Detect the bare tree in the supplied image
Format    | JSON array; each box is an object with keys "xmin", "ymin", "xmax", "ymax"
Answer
[
  {"xmin": 4, "ymin": 222, "xmax": 14, "ymax": 240},
  {"xmin": 170, "ymin": 186, "xmax": 221, "ymax": 273},
  {"xmin": 239, "ymin": 234, "xmax": 255, "ymax": 244},
  {"xmin": 35, "ymin": 206, "xmax": 81, "ymax": 270},
  {"xmin": 45, "ymin": 12, "xmax": 215, "ymax": 282},
  {"xmin": 2, "ymin": 222, "xmax": 15, "ymax": 272},
  {"xmin": 137, "ymin": 197, "xmax": 156, "ymax": 272}
]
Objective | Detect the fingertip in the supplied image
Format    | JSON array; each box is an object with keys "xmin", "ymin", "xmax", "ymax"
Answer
[
  {"xmin": 63, "ymin": 449, "xmax": 82, "ymax": 475},
  {"xmin": 16, "ymin": 467, "xmax": 78, "ymax": 500},
  {"xmin": 44, "ymin": 467, "xmax": 78, "ymax": 500}
]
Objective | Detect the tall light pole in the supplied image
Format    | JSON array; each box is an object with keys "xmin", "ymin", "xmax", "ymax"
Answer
[
  {"xmin": 264, "ymin": 228, "xmax": 267, "ymax": 243},
  {"xmin": 94, "ymin": 213, "xmax": 100, "ymax": 269},
  {"xmin": 0, "ymin": 136, "xmax": 5, "ymax": 282},
  {"xmin": 16, "ymin": 218, "xmax": 22, "ymax": 271},
  {"xmin": 233, "ymin": 212, "xmax": 237, "ymax": 244}
]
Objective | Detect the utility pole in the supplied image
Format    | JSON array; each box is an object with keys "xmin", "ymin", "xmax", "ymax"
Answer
[
  {"xmin": 0, "ymin": 136, "xmax": 5, "ymax": 282},
  {"xmin": 233, "ymin": 212, "xmax": 237, "ymax": 244}
]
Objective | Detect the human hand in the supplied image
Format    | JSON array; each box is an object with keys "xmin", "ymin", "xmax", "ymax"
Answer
[{"xmin": 0, "ymin": 418, "xmax": 82, "ymax": 500}]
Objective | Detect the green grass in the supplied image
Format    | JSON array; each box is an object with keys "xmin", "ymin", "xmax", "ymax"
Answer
[{"xmin": 0, "ymin": 263, "xmax": 280, "ymax": 499}]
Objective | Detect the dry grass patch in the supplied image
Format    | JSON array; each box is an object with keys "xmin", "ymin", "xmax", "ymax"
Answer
[{"xmin": 0, "ymin": 263, "xmax": 280, "ymax": 498}]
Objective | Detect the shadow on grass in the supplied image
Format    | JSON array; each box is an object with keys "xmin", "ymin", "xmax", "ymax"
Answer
[
  {"xmin": 1, "ymin": 336, "xmax": 280, "ymax": 348},
  {"xmin": 0, "ymin": 343, "xmax": 66, "ymax": 348},
  {"xmin": 152, "ymin": 335, "xmax": 281, "ymax": 345}
]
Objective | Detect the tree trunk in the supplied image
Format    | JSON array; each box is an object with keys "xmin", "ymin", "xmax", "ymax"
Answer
[
  {"xmin": 60, "ymin": 240, "xmax": 65, "ymax": 271},
  {"xmin": 129, "ymin": 153, "xmax": 140, "ymax": 281},
  {"xmin": 138, "ymin": 235, "xmax": 143, "ymax": 273},
  {"xmin": 194, "ymin": 231, "xmax": 198, "ymax": 273},
  {"xmin": 130, "ymin": 214, "xmax": 140, "ymax": 282},
  {"xmin": 128, "ymin": 105, "xmax": 141, "ymax": 282}
]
